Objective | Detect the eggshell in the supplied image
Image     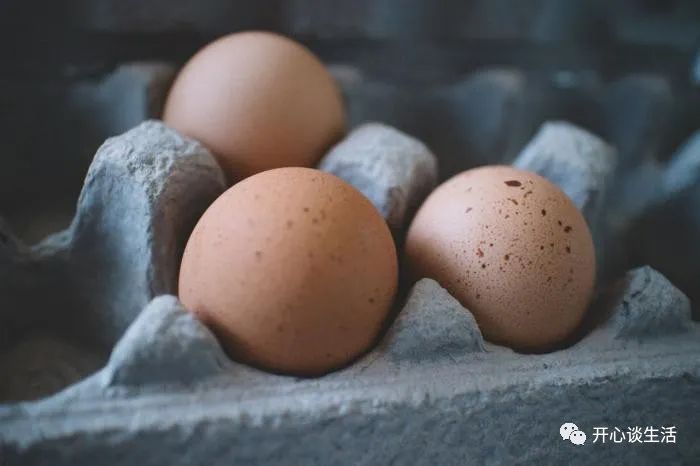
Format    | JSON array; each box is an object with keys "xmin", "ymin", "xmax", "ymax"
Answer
[
  {"xmin": 178, "ymin": 167, "xmax": 398, "ymax": 376},
  {"xmin": 405, "ymin": 165, "xmax": 595, "ymax": 350},
  {"xmin": 163, "ymin": 31, "xmax": 345, "ymax": 181}
]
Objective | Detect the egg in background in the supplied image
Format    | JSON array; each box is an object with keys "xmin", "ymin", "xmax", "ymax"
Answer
[{"xmin": 164, "ymin": 31, "xmax": 345, "ymax": 182}]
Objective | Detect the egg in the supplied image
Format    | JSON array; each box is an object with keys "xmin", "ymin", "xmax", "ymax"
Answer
[
  {"xmin": 163, "ymin": 31, "xmax": 345, "ymax": 182},
  {"xmin": 178, "ymin": 167, "xmax": 398, "ymax": 376},
  {"xmin": 405, "ymin": 165, "xmax": 595, "ymax": 350}
]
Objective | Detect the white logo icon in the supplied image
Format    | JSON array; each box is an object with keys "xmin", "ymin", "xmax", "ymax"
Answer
[
  {"xmin": 560, "ymin": 422, "xmax": 578, "ymax": 440},
  {"xmin": 560, "ymin": 422, "xmax": 586, "ymax": 445},
  {"xmin": 570, "ymin": 430, "xmax": 587, "ymax": 445}
]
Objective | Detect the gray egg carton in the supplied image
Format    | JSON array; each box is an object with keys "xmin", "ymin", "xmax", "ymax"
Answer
[
  {"xmin": 2, "ymin": 58, "xmax": 700, "ymax": 464},
  {"xmin": 1, "ymin": 116, "xmax": 699, "ymax": 465}
]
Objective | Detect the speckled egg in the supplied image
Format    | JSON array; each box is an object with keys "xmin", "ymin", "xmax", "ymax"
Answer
[
  {"xmin": 405, "ymin": 165, "xmax": 595, "ymax": 350},
  {"xmin": 178, "ymin": 167, "xmax": 398, "ymax": 376}
]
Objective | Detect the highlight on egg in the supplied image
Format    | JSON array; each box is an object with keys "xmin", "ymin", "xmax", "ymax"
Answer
[
  {"xmin": 405, "ymin": 165, "xmax": 596, "ymax": 351},
  {"xmin": 163, "ymin": 31, "xmax": 346, "ymax": 182},
  {"xmin": 178, "ymin": 167, "xmax": 398, "ymax": 376}
]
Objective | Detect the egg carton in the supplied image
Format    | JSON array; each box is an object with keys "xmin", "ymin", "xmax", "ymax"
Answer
[
  {"xmin": 2, "ymin": 47, "xmax": 700, "ymax": 461},
  {"xmin": 1, "ymin": 110, "xmax": 699, "ymax": 464}
]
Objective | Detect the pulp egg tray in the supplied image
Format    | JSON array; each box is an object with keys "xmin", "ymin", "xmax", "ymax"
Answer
[{"xmin": 1, "ymin": 63, "xmax": 700, "ymax": 466}]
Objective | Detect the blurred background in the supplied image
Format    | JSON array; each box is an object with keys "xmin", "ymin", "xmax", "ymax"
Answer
[{"xmin": 0, "ymin": 0, "xmax": 699, "ymax": 304}]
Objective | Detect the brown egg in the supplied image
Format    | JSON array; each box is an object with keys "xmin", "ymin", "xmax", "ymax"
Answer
[
  {"xmin": 163, "ymin": 31, "xmax": 345, "ymax": 182},
  {"xmin": 179, "ymin": 167, "xmax": 398, "ymax": 376},
  {"xmin": 405, "ymin": 165, "xmax": 595, "ymax": 350}
]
